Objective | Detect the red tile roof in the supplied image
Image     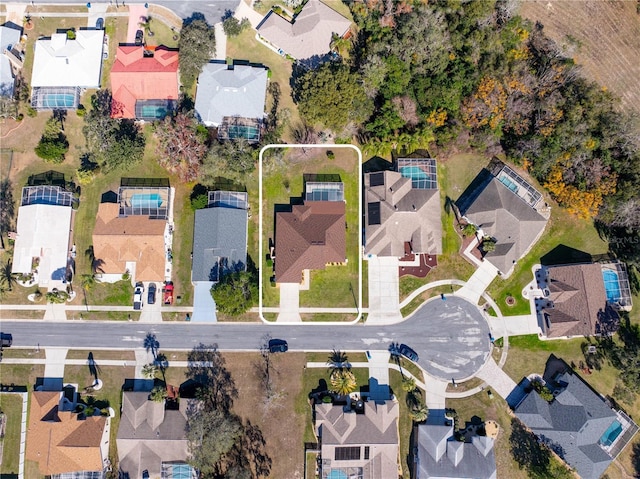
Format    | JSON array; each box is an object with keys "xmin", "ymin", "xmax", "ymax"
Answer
[
  {"xmin": 110, "ymin": 46, "xmax": 179, "ymax": 119},
  {"xmin": 275, "ymin": 201, "xmax": 346, "ymax": 283}
]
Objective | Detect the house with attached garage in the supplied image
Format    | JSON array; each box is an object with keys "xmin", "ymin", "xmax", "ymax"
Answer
[
  {"xmin": 31, "ymin": 28, "xmax": 104, "ymax": 109},
  {"xmin": 191, "ymin": 190, "xmax": 249, "ymax": 322},
  {"xmin": 0, "ymin": 22, "xmax": 23, "ymax": 97}
]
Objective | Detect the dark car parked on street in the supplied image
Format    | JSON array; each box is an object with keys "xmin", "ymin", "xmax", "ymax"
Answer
[
  {"xmin": 1, "ymin": 333, "xmax": 13, "ymax": 348},
  {"xmin": 268, "ymin": 339, "xmax": 288, "ymax": 353},
  {"xmin": 148, "ymin": 283, "xmax": 157, "ymax": 304},
  {"xmin": 399, "ymin": 344, "xmax": 419, "ymax": 362}
]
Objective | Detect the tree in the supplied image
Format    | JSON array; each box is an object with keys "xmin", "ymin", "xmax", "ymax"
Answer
[
  {"xmin": 481, "ymin": 237, "xmax": 496, "ymax": 253},
  {"xmin": 409, "ymin": 403, "xmax": 429, "ymax": 423},
  {"xmin": 222, "ymin": 16, "xmax": 250, "ymax": 37},
  {"xmin": 211, "ymin": 271, "xmax": 257, "ymax": 317},
  {"xmin": 327, "ymin": 349, "xmax": 350, "ymax": 375},
  {"xmin": 186, "ymin": 343, "xmax": 238, "ymax": 413},
  {"xmin": 155, "ymin": 113, "xmax": 208, "ymax": 181},
  {"xmin": 0, "ymin": 259, "xmax": 17, "ymax": 292},
  {"xmin": 150, "ymin": 385, "xmax": 168, "ymax": 402},
  {"xmin": 402, "ymin": 376, "xmax": 417, "ymax": 393},
  {"xmin": 294, "ymin": 61, "xmax": 372, "ymax": 132},
  {"xmin": 142, "ymin": 363, "xmax": 158, "ymax": 379},
  {"xmin": 187, "ymin": 407, "xmax": 243, "ymax": 476},
  {"xmin": 179, "ymin": 19, "xmax": 216, "ymax": 89},
  {"xmin": 80, "ymin": 273, "xmax": 96, "ymax": 310},
  {"xmin": 509, "ymin": 418, "xmax": 551, "ymax": 476},
  {"xmin": 203, "ymin": 139, "xmax": 257, "ymax": 181},
  {"xmin": 461, "ymin": 223, "xmax": 478, "ymax": 237},
  {"xmin": 138, "ymin": 15, "xmax": 154, "ymax": 36},
  {"xmin": 330, "ymin": 370, "xmax": 357, "ymax": 396},
  {"xmin": 144, "ymin": 333, "xmax": 160, "ymax": 359},
  {"xmin": 0, "ymin": 179, "xmax": 15, "ymax": 249},
  {"xmin": 35, "ymin": 116, "xmax": 69, "ymax": 163}
]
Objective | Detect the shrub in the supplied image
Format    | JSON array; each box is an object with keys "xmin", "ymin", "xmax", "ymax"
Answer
[
  {"xmin": 26, "ymin": 106, "xmax": 37, "ymax": 117},
  {"xmin": 76, "ymin": 104, "xmax": 86, "ymax": 117},
  {"xmin": 76, "ymin": 167, "xmax": 96, "ymax": 185},
  {"xmin": 66, "ymin": 29, "xmax": 76, "ymax": 40},
  {"xmin": 190, "ymin": 193, "xmax": 208, "ymax": 211},
  {"xmin": 326, "ymin": 150, "xmax": 335, "ymax": 160},
  {"xmin": 46, "ymin": 289, "xmax": 69, "ymax": 303}
]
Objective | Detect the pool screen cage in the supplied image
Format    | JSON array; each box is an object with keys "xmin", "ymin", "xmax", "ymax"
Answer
[
  {"xmin": 496, "ymin": 165, "xmax": 542, "ymax": 208},
  {"xmin": 305, "ymin": 182, "xmax": 344, "ymax": 202},
  {"xmin": 21, "ymin": 185, "xmax": 75, "ymax": 207},
  {"xmin": 135, "ymin": 99, "xmax": 176, "ymax": 121},
  {"xmin": 118, "ymin": 180, "xmax": 170, "ymax": 219},
  {"xmin": 321, "ymin": 467, "xmax": 364, "ymax": 479},
  {"xmin": 396, "ymin": 158, "xmax": 438, "ymax": 189},
  {"xmin": 602, "ymin": 261, "xmax": 633, "ymax": 310},
  {"xmin": 51, "ymin": 470, "xmax": 104, "ymax": 479},
  {"xmin": 207, "ymin": 190, "xmax": 248, "ymax": 210},
  {"xmin": 217, "ymin": 116, "xmax": 261, "ymax": 143},
  {"xmin": 31, "ymin": 86, "xmax": 80, "ymax": 110},
  {"xmin": 161, "ymin": 462, "xmax": 198, "ymax": 479}
]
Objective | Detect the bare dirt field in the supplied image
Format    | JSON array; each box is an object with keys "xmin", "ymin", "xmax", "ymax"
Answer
[{"xmin": 519, "ymin": 0, "xmax": 640, "ymax": 114}]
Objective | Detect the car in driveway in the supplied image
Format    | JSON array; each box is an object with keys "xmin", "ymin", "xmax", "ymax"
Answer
[
  {"xmin": 96, "ymin": 17, "xmax": 104, "ymax": 29},
  {"xmin": 399, "ymin": 344, "xmax": 419, "ymax": 362},
  {"xmin": 147, "ymin": 283, "xmax": 157, "ymax": 304},
  {"xmin": 268, "ymin": 339, "xmax": 288, "ymax": 353},
  {"xmin": 133, "ymin": 282, "xmax": 144, "ymax": 310},
  {"xmin": 135, "ymin": 29, "xmax": 144, "ymax": 46}
]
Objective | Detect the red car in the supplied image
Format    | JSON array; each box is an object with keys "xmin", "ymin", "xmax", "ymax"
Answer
[{"xmin": 163, "ymin": 282, "xmax": 174, "ymax": 305}]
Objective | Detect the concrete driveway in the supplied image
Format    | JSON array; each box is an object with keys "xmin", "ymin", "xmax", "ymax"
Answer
[
  {"xmin": 277, "ymin": 282, "xmax": 301, "ymax": 322},
  {"xmin": 366, "ymin": 256, "xmax": 401, "ymax": 324},
  {"xmin": 139, "ymin": 282, "xmax": 162, "ymax": 323}
]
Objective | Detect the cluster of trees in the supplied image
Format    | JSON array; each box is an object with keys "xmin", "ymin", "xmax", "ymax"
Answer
[
  {"xmin": 179, "ymin": 17, "xmax": 216, "ymax": 89},
  {"xmin": 292, "ymin": 0, "xmax": 640, "ymax": 275},
  {"xmin": 35, "ymin": 113, "xmax": 69, "ymax": 163},
  {"xmin": 211, "ymin": 265, "xmax": 258, "ymax": 317},
  {"xmin": 185, "ymin": 344, "xmax": 271, "ymax": 478}
]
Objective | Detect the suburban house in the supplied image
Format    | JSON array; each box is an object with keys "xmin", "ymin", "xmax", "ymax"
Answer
[
  {"xmin": 315, "ymin": 398, "xmax": 400, "ymax": 479},
  {"xmin": 191, "ymin": 190, "xmax": 249, "ymax": 322},
  {"xmin": 11, "ymin": 185, "xmax": 75, "ymax": 291},
  {"xmin": 0, "ymin": 22, "xmax": 22, "ymax": 97},
  {"xmin": 92, "ymin": 178, "xmax": 173, "ymax": 283},
  {"xmin": 364, "ymin": 158, "xmax": 442, "ymax": 276},
  {"xmin": 534, "ymin": 261, "xmax": 633, "ymax": 338},
  {"xmin": 26, "ymin": 389, "xmax": 111, "ymax": 478},
  {"xmin": 31, "ymin": 29, "xmax": 104, "ymax": 109},
  {"xmin": 274, "ymin": 181, "xmax": 346, "ymax": 284},
  {"xmin": 457, "ymin": 162, "xmax": 549, "ymax": 276},
  {"xmin": 512, "ymin": 356, "xmax": 638, "ymax": 479},
  {"xmin": 110, "ymin": 45, "xmax": 179, "ymax": 120},
  {"xmin": 194, "ymin": 61, "xmax": 268, "ymax": 141},
  {"xmin": 414, "ymin": 416, "xmax": 497, "ymax": 479},
  {"xmin": 117, "ymin": 391, "xmax": 198, "ymax": 479},
  {"xmin": 256, "ymin": 0, "xmax": 351, "ymax": 65}
]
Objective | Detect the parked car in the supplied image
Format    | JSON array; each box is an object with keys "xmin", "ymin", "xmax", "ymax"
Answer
[
  {"xmin": 1, "ymin": 333, "xmax": 13, "ymax": 348},
  {"xmin": 163, "ymin": 282, "xmax": 174, "ymax": 305},
  {"xmin": 268, "ymin": 338, "xmax": 288, "ymax": 353},
  {"xmin": 96, "ymin": 17, "xmax": 104, "ymax": 29},
  {"xmin": 147, "ymin": 283, "xmax": 157, "ymax": 304},
  {"xmin": 399, "ymin": 344, "xmax": 419, "ymax": 362},
  {"xmin": 135, "ymin": 29, "xmax": 144, "ymax": 46},
  {"xmin": 133, "ymin": 282, "xmax": 144, "ymax": 310}
]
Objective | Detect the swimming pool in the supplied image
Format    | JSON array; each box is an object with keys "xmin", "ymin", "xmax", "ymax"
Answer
[
  {"xmin": 131, "ymin": 193, "xmax": 163, "ymax": 209},
  {"xmin": 498, "ymin": 175, "xmax": 519, "ymax": 193},
  {"xmin": 602, "ymin": 268, "xmax": 622, "ymax": 302},
  {"xmin": 325, "ymin": 470, "xmax": 348, "ymax": 479},
  {"xmin": 600, "ymin": 419, "xmax": 623, "ymax": 447},
  {"xmin": 400, "ymin": 165, "xmax": 436, "ymax": 189},
  {"xmin": 42, "ymin": 93, "xmax": 77, "ymax": 109}
]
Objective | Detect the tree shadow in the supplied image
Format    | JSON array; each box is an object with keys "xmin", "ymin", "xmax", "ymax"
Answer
[
  {"xmin": 186, "ymin": 343, "xmax": 238, "ymax": 413},
  {"xmin": 509, "ymin": 418, "xmax": 551, "ymax": 476},
  {"xmin": 540, "ymin": 245, "xmax": 593, "ymax": 266},
  {"xmin": 631, "ymin": 441, "xmax": 640, "ymax": 476},
  {"xmin": 182, "ymin": 12, "xmax": 207, "ymax": 27},
  {"xmin": 143, "ymin": 333, "xmax": 159, "ymax": 359},
  {"xmin": 87, "ymin": 352, "xmax": 101, "ymax": 382}
]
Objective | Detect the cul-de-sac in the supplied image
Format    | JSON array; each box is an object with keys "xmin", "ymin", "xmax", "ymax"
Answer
[{"xmin": 1, "ymin": 0, "xmax": 640, "ymax": 478}]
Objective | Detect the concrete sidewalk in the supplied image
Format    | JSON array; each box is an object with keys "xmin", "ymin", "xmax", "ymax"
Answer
[
  {"xmin": 475, "ymin": 357, "xmax": 517, "ymax": 400},
  {"xmin": 455, "ymin": 261, "xmax": 498, "ymax": 304}
]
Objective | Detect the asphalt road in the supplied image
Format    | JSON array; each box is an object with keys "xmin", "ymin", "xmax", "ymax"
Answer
[
  {"xmin": 2, "ymin": 297, "xmax": 492, "ymax": 380},
  {"xmin": 28, "ymin": 0, "xmax": 239, "ymax": 24}
]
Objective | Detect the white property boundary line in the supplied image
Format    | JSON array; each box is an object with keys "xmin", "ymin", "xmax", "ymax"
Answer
[{"xmin": 258, "ymin": 144, "xmax": 363, "ymax": 324}]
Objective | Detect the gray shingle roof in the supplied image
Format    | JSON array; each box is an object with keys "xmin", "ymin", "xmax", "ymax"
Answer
[
  {"xmin": 256, "ymin": 0, "xmax": 351, "ymax": 62},
  {"xmin": 192, "ymin": 206, "xmax": 248, "ymax": 282},
  {"xmin": 514, "ymin": 370, "xmax": 620, "ymax": 479},
  {"xmin": 194, "ymin": 62, "xmax": 268, "ymax": 127},
  {"xmin": 364, "ymin": 170, "xmax": 442, "ymax": 257},
  {"xmin": 416, "ymin": 422, "xmax": 497, "ymax": 479},
  {"xmin": 459, "ymin": 177, "xmax": 547, "ymax": 274}
]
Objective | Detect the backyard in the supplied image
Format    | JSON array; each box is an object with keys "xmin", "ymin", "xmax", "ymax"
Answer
[{"xmin": 261, "ymin": 147, "xmax": 361, "ymax": 314}]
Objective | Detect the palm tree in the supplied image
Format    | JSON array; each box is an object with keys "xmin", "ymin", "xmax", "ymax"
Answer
[
  {"xmin": 330, "ymin": 370, "xmax": 357, "ymax": 396},
  {"xmin": 150, "ymin": 385, "xmax": 167, "ymax": 403},
  {"xmin": 462, "ymin": 223, "xmax": 478, "ymax": 237},
  {"xmin": 0, "ymin": 259, "xmax": 17, "ymax": 292},
  {"xmin": 144, "ymin": 333, "xmax": 159, "ymax": 359},
  {"xmin": 402, "ymin": 376, "xmax": 417, "ymax": 393},
  {"xmin": 138, "ymin": 16, "xmax": 154, "ymax": 36},
  {"xmin": 409, "ymin": 403, "xmax": 429, "ymax": 423},
  {"xmin": 155, "ymin": 352, "xmax": 169, "ymax": 382},
  {"xmin": 85, "ymin": 245, "xmax": 104, "ymax": 274},
  {"xmin": 141, "ymin": 363, "xmax": 158, "ymax": 379},
  {"xmin": 80, "ymin": 273, "xmax": 96, "ymax": 311},
  {"xmin": 327, "ymin": 349, "xmax": 350, "ymax": 375}
]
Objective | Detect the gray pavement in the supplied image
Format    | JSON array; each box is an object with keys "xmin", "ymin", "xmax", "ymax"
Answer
[{"xmin": 366, "ymin": 256, "xmax": 401, "ymax": 324}]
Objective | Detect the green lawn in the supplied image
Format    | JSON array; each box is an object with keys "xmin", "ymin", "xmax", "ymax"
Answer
[
  {"xmin": 262, "ymin": 148, "xmax": 361, "ymax": 313},
  {"xmin": 389, "ymin": 369, "xmax": 413, "ymax": 478},
  {"xmin": 0, "ymin": 393, "xmax": 23, "ymax": 476}
]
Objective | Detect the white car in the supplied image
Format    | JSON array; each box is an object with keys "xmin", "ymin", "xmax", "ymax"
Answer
[{"xmin": 133, "ymin": 282, "xmax": 144, "ymax": 310}]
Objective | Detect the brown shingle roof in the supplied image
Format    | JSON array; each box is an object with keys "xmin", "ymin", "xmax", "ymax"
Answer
[
  {"xmin": 543, "ymin": 263, "xmax": 614, "ymax": 337},
  {"xmin": 26, "ymin": 391, "xmax": 107, "ymax": 476},
  {"xmin": 92, "ymin": 203, "xmax": 166, "ymax": 281},
  {"xmin": 275, "ymin": 200, "xmax": 345, "ymax": 283}
]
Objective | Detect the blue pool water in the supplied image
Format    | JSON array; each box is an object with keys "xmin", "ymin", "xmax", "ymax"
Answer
[
  {"xmin": 326, "ymin": 470, "xmax": 348, "ymax": 479},
  {"xmin": 400, "ymin": 166, "xmax": 429, "ymax": 180},
  {"xmin": 602, "ymin": 269, "xmax": 621, "ymax": 302},
  {"xmin": 499, "ymin": 175, "xmax": 519, "ymax": 193},
  {"xmin": 131, "ymin": 193, "xmax": 163, "ymax": 209},
  {"xmin": 600, "ymin": 420, "xmax": 623, "ymax": 447},
  {"xmin": 43, "ymin": 93, "xmax": 76, "ymax": 109}
]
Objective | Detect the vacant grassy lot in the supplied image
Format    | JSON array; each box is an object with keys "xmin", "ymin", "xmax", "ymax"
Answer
[
  {"xmin": 0, "ymin": 393, "xmax": 23, "ymax": 476},
  {"xmin": 519, "ymin": 0, "xmax": 640, "ymax": 115},
  {"xmin": 261, "ymin": 148, "xmax": 360, "ymax": 313}
]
